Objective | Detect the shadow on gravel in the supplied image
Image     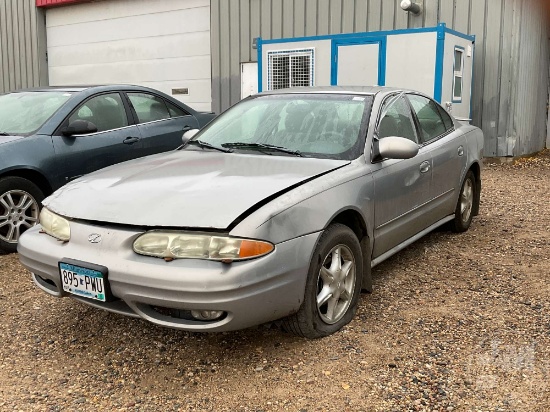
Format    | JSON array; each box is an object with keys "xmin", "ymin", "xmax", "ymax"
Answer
[
  {"xmin": 370, "ymin": 229, "xmax": 448, "ymax": 284},
  {"xmin": 29, "ymin": 298, "xmax": 306, "ymax": 362}
]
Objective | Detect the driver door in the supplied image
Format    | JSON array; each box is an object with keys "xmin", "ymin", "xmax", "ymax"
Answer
[
  {"xmin": 370, "ymin": 94, "xmax": 433, "ymax": 258},
  {"xmin": 52, "ymin": 92, "xmax": 142, "ymax": 184}
]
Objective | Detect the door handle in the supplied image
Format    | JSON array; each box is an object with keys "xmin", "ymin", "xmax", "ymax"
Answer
[
  {"xmin": 420, "ymin": 161, "xmax": 431, "ymax": 173},
  {"xmin": 458, "ymin": 146, "xmax": 464, "ymax": 156},
  {"xmin": 123, "ymin": 136, "xmax": 140, "ymax": 145},
  {"xmin": 182, "ymin": 125, "xmax": 191, "ymax": 132}
]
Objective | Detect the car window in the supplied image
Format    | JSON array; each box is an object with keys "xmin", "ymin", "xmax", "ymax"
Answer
[
  {"xmin": 192, "ymin": 94, "xmax": 371, "ymax": 160},
  {"xmin": 128, "ymin": 93, "xmax": 171, "ymax": 123},
  {"xmin": 166, "ymin": 100, "xmax": 188, "ymax": 117},
  {"xmin": 377, "ymin": 95, "xmax": 418, "ymax": 143},
  {"xmin": 436, "ymin": 104, "xmax": 454, "ymax": 130},
  {"xmin": 407, "ymin": 94, "xmax": 449, "ymax": 143},
  {"xmin": 69, "ymin": 93, "xmax": 128, "ymax": 133}
]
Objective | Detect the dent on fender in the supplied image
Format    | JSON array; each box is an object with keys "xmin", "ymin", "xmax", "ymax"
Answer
[
  {"xmin": 226, "ymin": 163, "xmax": 350, "ymax": 232},
  {"xmin": 231, "ymin": 162, "xmax": 375, "ymax": 245}
]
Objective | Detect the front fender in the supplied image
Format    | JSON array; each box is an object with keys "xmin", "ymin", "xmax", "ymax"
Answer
[{"xmin": 229, "ymin": 161, "xmax": 375, "ymax": 245}]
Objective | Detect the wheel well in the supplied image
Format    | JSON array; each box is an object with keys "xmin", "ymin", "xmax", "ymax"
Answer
[
  {"xmin": 469, "ymin": 162, "xmax": 481, "ymax": 216},
  {"xmin": 469, "ymin": 162, "xmax": 481, "ymax": 182},
  {"xmin": 0, "ymin": 169, "xmax": 53, "ymax": 197},
  {"xmin": 330, "ymin": 209, "xmax": 367, "ymax": 242},
  {"xmin": 330, "ymin": 209, "xmax": 372, "ymax": 292}
]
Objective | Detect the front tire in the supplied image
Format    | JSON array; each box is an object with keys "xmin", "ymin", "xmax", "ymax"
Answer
[
  {"xmin": 0, "ymin": 177, "xmax": 44, "ymax": 254},
  {"xmin": 450, "ymin": 170, "xmax": 476, "ymax": 233},
  {"xmin": 282, "ymin": 224, "xmax": 363, "ymax": 338}
]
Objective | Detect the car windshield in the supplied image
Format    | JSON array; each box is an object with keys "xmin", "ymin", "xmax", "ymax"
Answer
[
  {"xmin": 0, "ymin": 91, "xmax": 72, "ymax": 135},
  {"xmin": 191, "ymin": 93, "xmax": 372, "ymax": 160}
]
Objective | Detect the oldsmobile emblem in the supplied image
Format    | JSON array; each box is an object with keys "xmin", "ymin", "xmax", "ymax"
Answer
[{"xmin": 88, "ymin": 233, "xmax": 102, "ymax": 244}]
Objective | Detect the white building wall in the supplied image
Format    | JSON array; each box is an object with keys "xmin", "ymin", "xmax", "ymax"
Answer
[
  {"xmin": 384, "ymin": 32, "xmax": 437, "ymax": 97},
  {"xmin": 441, "ymin": 33, "xmax": 474, "ymax": 120},
  {"xmin": 46, "ymin": 0, "xmax": 212, "ymax": 111}
]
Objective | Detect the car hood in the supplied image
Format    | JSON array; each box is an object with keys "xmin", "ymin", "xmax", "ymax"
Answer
[{"xmin": 44, "ymin": 150, "xmax": 349, "ymax": 229}]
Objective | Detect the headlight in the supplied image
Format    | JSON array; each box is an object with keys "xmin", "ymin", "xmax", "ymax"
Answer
[
  {"xmin": 133, "ymin": 231, "xmax": 274, "ymax": 261},
  {"xmin": 39, "ymin": 208, "xmax": 71, "ymax": 241}
]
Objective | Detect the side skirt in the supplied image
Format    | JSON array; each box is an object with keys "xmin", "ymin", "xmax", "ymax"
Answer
[{"xmin": 371, "ymin": 215, "xmax": 454, "ymax": 268}]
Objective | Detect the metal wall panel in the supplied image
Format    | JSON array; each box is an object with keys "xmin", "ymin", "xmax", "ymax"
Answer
[
  {"xmin": 211, "ymin": 0, "xmax": 550, "ymax": 156},
  {"xmin": 515, "ymin": 0, "xmax": 549, "ymax": 155},
  {"xmin": 0, "ymin": 0, "xmax": 48, "ymax": 93}
]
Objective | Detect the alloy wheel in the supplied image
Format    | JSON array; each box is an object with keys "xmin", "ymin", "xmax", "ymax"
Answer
[
  {"xmin": 316, "ymin": 244, "xmax": 356, "ymax": 324},
  {"xmin": 460, "ymin": 178, "xmax": 474, "ymax": 224},
  {"xmin": 0, "ymin": 190, "xmax": 40, "ymax": 244}
]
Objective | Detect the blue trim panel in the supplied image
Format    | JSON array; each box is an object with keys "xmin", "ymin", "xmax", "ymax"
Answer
[
  {"xmin": 330, "ymin": 40, "xmax": 337, "ymax": 85},
  {"xmin": 451, "ymin": 45, "xmax": 465, "ymax": 104},
  {"xmin": 260, "ymin": 26, "xmax": 440, "ymax": 45},
  {"xmin": 257, "ymin": 37, "xmax": 263, "ymax": 92},
  {"xmin": 433, "ymin": 24, "xmax": 445, "ymax": 103},
  {"xmin": 257, "ymin": 24, "xmax": 475, "ymax": 106},
  {"xmin": 331, "ymin": 37, "xmax": 386, "ymax": 86}
]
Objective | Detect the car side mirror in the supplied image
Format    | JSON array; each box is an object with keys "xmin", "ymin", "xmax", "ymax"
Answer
[
  {"xmin": 378, "ymin": 136, "xmax": 419, "ymax": 159},
  {"xmin": 61, "ymin": 120, "xmax": 98, "ymax": 137},
  {"xmin": 182, "ymin": 129, "xmax": 200, "ymax": 145}
]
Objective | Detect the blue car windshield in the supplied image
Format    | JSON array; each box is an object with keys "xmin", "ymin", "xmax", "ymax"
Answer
[
  {"xmin": 0, "ymin": 91, "xmax": 72, "ymax": 135},
  {"xmin": 191, "ymin": 93, "xmax": 373, "ymax": 160}
]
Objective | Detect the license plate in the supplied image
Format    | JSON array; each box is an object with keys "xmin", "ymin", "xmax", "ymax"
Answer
[{"xmin": 59, "ymin": 261, "xmax": 107, "ymax": 302}]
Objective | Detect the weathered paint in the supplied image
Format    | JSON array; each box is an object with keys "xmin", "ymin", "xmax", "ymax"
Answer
[
  {"xmin": 211, "ymin": 0, "xmax": 549, "ymax": 156},
  {"xmin": 44, "ymin": 151, "xmax": 350, "ymax": 228},
  {"xmin": 0, "ymin": 0, "xmax": 48, "ymax": 93}
]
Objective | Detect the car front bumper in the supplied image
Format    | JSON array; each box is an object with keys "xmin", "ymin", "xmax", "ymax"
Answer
[{"xmin": 18, "ymin": 221, "xmax": 321, "ymax": 332}]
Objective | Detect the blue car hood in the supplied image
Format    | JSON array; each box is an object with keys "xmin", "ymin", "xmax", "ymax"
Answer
[
  {"xmin": 0, "ymin": 135, "xmax": 26, "ymax": 145},
  {"xmin": 44, "ymin": 150, "xmax": 349, "ymax": 229}
]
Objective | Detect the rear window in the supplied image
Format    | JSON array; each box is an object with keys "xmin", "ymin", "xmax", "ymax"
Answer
[{"xmin": 128, "ymin": 93, "xmax": 171, "ymax": 123}]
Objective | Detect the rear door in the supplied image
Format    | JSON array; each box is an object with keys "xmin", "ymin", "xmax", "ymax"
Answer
[
  {"xmin": 125, "ymin": 92, "xmax": 199, "ymax": 156},
  {"xmin": 371, "ymin": 94, "xmax": 432, "ymax": 258},
  {"xmin": 52, "ymin": 92, "xmax": 142, "ymax": 183},
  {"xmin": 407, "ymin": 94, "xmax": 466, "ymax": 219}
]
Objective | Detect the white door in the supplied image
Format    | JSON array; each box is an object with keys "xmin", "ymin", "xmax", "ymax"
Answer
[
  {"xmin": 45, "ymin": 0, "xmax": 212, "ymax": 111},
  {"xmin": 241, "ymin": 62, "xmax": 258, "ymax": 99},
  {"xmin": 336, "ymin": 42, "xmax": 380, "ymax": 86}
]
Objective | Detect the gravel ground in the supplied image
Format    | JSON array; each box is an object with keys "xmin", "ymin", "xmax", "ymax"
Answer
[{"xmin": 1, "ymin": 150, "xmax": 549, "ymax": 412}]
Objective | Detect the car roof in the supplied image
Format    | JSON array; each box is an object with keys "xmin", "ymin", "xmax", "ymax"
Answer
[{"xmin": 11, "ymin": 85, "xmax": 159, "ymax": 94}]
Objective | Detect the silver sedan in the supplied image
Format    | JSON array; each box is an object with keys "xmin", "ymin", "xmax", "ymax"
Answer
[{"xmin": 18, "ymin": 87, "xmax": 484, "ymax": 338}]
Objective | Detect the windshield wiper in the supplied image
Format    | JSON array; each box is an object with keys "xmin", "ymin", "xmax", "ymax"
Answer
[
  {"xmin": 0, "ymin": 132, "xmax": 10, "ymax": 136},
  {"xmin": 185, "ymin": 139, "xmax": 233, "ymax": 153},
  {"xmin": 221, "ymin": 142, "xmax": 304, "ymax": 157}
]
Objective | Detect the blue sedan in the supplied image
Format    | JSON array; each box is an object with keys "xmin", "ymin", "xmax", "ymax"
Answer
[{"xmin": 0, "ymin": 85, "xmax": 215, "ymax": 253}]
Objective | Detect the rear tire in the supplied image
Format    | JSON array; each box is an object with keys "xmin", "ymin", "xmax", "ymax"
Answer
[
  {"xmin": 282, "ymin": 224, "xmax": 363, "ymax": 339},
  {"xmin": 450, "ymin": 171, "xmax": 476, "ymax": 233},
  {"xmin": 0, "ymin": 177, "xmax": 44, "ymax": 254}
]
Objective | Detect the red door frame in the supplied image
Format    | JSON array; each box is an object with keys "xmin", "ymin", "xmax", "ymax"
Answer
[{"xmin": 36, "ymin": 0, "xmax": 92, "ymax": 7}]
